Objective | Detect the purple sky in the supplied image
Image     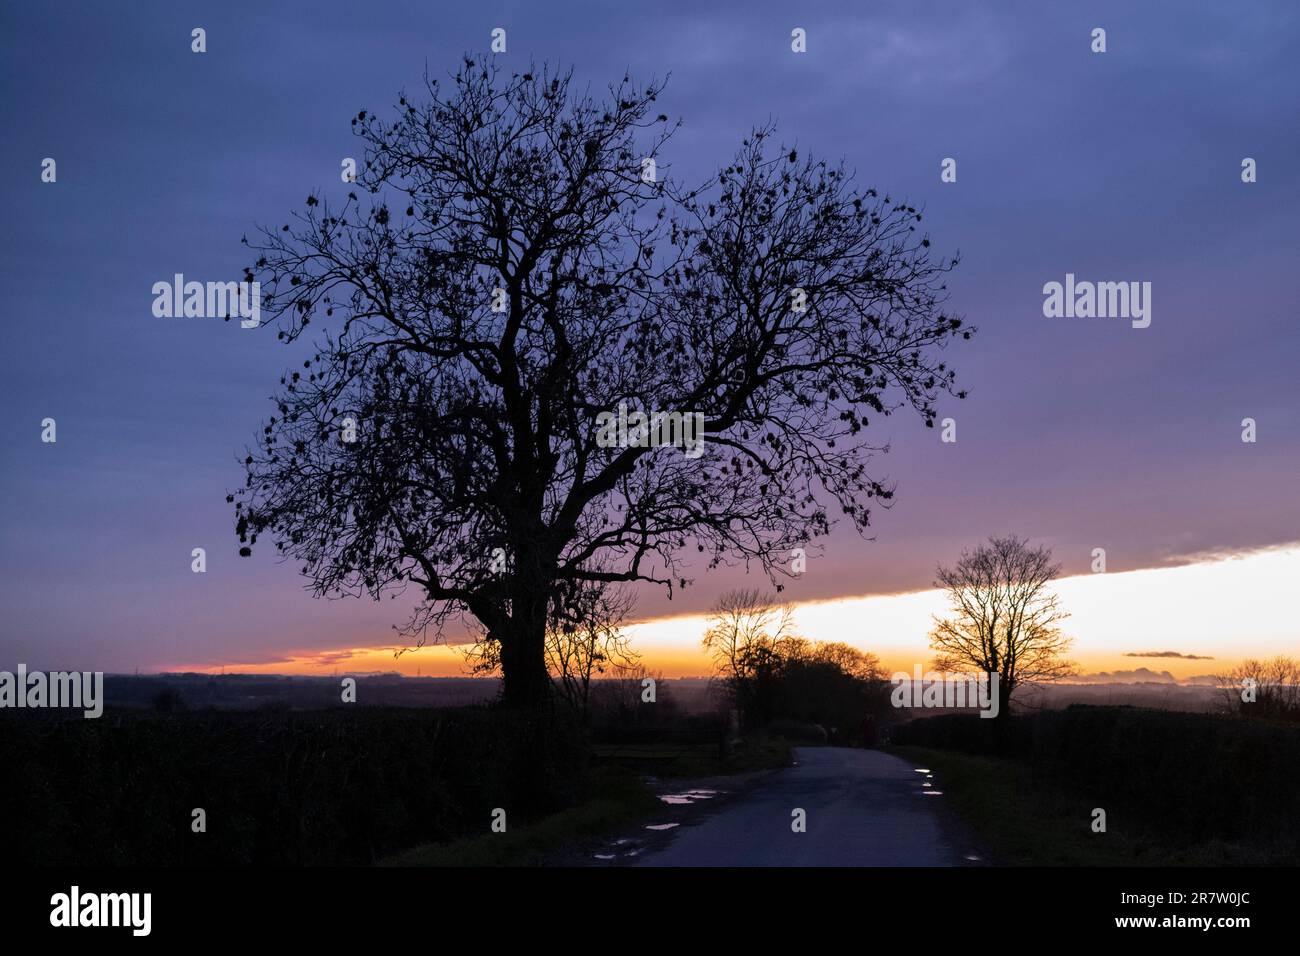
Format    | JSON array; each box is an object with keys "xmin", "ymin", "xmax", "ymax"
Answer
[{"xmin": 2, "ymin": 0, "xmax": 1297, "ymax": 672}]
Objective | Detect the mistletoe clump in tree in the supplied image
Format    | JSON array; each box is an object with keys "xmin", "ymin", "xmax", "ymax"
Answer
[{"xmin": 233, "ymin": 56, "xmax": 971, "ymax": 709}]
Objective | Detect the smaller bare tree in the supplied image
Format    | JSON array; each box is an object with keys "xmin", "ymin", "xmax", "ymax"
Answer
[
  {"xmin": 547, "ymin": 580, "xmax": 639, "ymax": 719},
  {"xmin": 702, "ymin": 589, "xmax": 799, "ymax": 726},
  {"xmin": 702, "ymin": 589, "xmax": 797, "ymax": 684},
  {"xmin": 464, "ymin": 578, "xmax": 637, "ymax": 719},
  {"xmin": 1217, "ymin": 655, "xmax": 1300, "ymax": 721},
  {"xmin": 929, "ymin": 535, "xmax": 1076, "ymax": 716},
  {"xmin": 588, "ymin": 665, "xmax": 675, "ymax": 727}
]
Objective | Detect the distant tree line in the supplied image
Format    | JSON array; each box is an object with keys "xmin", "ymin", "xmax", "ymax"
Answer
[{"xmin": 703, "ymin": 589, "xmax": 891, "ymax": 738}]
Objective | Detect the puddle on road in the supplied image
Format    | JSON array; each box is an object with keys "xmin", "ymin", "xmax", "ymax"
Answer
[
  {"xmin": 595, "ymin": 848, "xmax": 645, "ymax": 860},
  {"xmin": 645, "ymin": 823, "xmax": 680, "ymax": 831},
  {"xmin": 658, "ymin": 789, "xmax": 725, "ymax": 806}
]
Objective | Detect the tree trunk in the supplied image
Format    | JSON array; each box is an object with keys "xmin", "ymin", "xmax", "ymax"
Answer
[
  {"xmin": 498, "ymin": 600, "xmax": 552, "ymax": 710},
  {"xmin": 998, "ymin": 676, "xmax": 1014, "ymax": 719},
  {"xmin": 991, "ymin": 675, "xmax": 1013, "ymax": 755}
]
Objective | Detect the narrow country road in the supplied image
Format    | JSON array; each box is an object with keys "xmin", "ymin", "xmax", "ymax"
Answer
[{"xmin": 636, "ymin": 747, "xmax": 976, "ymax": 866}]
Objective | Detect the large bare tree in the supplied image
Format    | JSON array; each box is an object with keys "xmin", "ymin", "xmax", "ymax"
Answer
[
  {"xmin": 928, "ymin": 535, "xmax": 1075, "ymax": 715},
  {"xmin": 232, "ymin": 56, "xmax": 971, "ymax": 708}
]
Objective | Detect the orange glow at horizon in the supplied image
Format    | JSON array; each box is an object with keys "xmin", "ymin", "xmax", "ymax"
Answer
[{"xmin": 171, "ymin": 545, "xmax": 1299, "ymax": 682}]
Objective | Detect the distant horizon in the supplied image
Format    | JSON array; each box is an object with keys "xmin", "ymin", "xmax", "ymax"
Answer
[{"xmin": 78, "ymin": 669, "xmax": 1244, "ymax": 692}]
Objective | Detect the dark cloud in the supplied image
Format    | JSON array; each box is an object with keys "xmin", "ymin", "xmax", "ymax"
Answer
[{"xmin": 1123, "ymin": 651, "xmax": 1216, "ymax": 660}]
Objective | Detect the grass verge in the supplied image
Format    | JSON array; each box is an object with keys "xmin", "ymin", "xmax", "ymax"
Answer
[
  {"xmin": 383, "ymin": 765, "xmax": 660, "ymax": 866},
  {"xmin": 891, "ymin": 745, "xmax": 1278, "ymax": 866},
  {"xmin": 387, "ymin": 734, "xmax": 793, "ymax": 866}
]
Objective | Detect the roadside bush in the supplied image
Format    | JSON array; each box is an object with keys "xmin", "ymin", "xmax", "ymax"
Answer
[{"xmin": 3, "ymin": 706, "xmax": 587, "ymax": 865}]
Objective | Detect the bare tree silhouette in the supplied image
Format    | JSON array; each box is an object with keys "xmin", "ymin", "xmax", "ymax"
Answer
[
  {"xmin": 233, "ymin": 56, "xmax": 970, "ymax": 708},
  {"xmin": 702, "ymin": 589, "xmax": 796, "ymax": 684},
  {"xmin": 1218, "ymin": 656, "xmax": 1300, "ymax": 721},
  {"xmin": 929, "ymin": 535, "xmax": 1076, "ymax": 716},
  {"xmin": 702, "ymin": 588, "xmax": 797, "ymax": 726}
]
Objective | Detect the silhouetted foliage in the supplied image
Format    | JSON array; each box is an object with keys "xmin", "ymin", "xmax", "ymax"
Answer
[{"xmin": 703, "ymin": 589, "xmax": 889, "ymax": 734}]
